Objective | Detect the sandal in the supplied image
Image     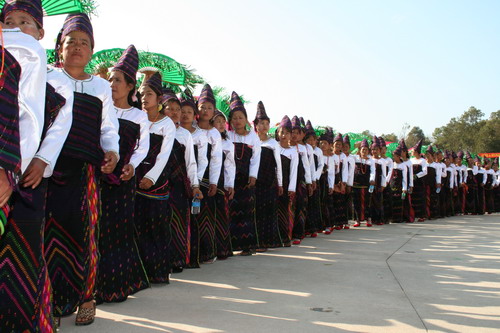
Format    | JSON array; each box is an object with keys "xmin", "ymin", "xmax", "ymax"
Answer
[
  {"xmin": 75, "ymin": 300, "xmax": 96, "ymax": 326},
  {"xmin": 54, "ymin": 317, "xmax": 61, "ymax": 331}
]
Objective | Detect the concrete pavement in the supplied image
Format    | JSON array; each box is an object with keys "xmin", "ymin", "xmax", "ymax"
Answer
[{"xmin": 60, "ymin": 214, "xmax": 500, "ymax": 333}]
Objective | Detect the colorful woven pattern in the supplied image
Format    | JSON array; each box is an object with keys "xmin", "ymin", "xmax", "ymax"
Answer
[
  {"xmin": 255, "ymin": 147, "xmax": 281, "ymax": 248},
  {"xmin": 0, "ymin": 0, "xmax": 43, "ymax": 27},
  {"xmin": 42, "ymin": 82, "xmax": 65, "ymax": 140},
  {"xmin": 229, "ymin": 143, "xmax": 258, "ymax": 251},
  {"xmin": 167, "ymin": 140, "xmax": 192, "ymax": 268},
  {"xmin": 45, "ymin": 160, "xmax": 97, "ymax": 316},
  {"xmin": 59, "ymin": 92, "xmax": 103, "ymax": 166},
  {"xmin": 0, "ymin": 49, "xmax": 21, "ymax": 176},
  {"xmin": 0, "ymin": 182, "xmax": 54, "ymax": 332},
  {"xmin": 112, "ymin": 44, "xmax": 139, "ymax": 83}
]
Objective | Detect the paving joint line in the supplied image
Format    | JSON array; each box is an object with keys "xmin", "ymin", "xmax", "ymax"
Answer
[{"xmin": 385, "ymin": 228, "xmax": 429, "ymax": 332}]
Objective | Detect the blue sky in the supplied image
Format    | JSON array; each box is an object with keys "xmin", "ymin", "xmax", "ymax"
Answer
[{"xmin": 39, "ymin": 0, "xmax": 500, "ymax": 138}]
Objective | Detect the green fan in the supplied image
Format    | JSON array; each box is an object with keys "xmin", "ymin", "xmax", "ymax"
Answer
[
  {"xmin": 385, "ymin": 142, "xmax": 399, "ymax": 158},
  {"xmin": 59, "ymin": 47, "xmax": 203, "ymax": 93},
  {"xmin": 0, "ymin": 0, "xmax": 97, "ymax": 16},
  {"xmin": 85, "ymin": 48, "xmax": 123, "ymax": 76},
  {"xmin": 213, "ymin": 86, "xmax": 231, "ymax": 119},
  {"xmin": 138, "ymin": 51, "xmax": 203, "ymax": 90},
  {"xmin": 46, "ymin": 48, "xmax": 56, "ymax": 65}
]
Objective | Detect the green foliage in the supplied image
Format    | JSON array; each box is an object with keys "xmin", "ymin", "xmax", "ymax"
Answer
[
  {"xmin": 432, "ymin": 106, "xmax": 495, "ymax": 152},
  {"xmin": 475, "ymin": 113, "xmax": 500, "ymax": 153},
  {"xmin": 360, "ymin": 129, "xmax": 372, "ymax": 137},
  {"xmin": 406, "ymin": 126, "xmax": 431, "ymax": 148},
  {"xmin": 380, "ymin": 133, "xmax": 398, "ymax": 143}
]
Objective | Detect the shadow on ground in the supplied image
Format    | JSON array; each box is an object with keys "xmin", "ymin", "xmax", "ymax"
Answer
[{"xmin": 60, "ymin": 214, "xmax": 500, "ymax": 333}]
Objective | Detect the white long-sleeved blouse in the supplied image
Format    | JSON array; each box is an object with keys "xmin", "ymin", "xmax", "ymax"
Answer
[
  {"xmin": 35, "ymin": 67, "xmax": 73, "ymax": 177},
  {"xmin": 3, "ymin": 29, "xmax": 46, "ymax": 173},
  {"xmin": 175, "ymin": 126, "xmax": 199, "ymax": 187},
  {"xmin": 261, "ymin": 137, "xmax": 283, "ymax": 187},
  {"xmin": 145, "ymin": 116, "xmax": 176, "ymax": 184},
  {"xmin": 228, "ymin": 130, "xmax": 262, "ymax": 179},
  {"xmin": 190, "ymin": 126, "xmax": 209, "ymax": 182},
  {"xmin": 58, "ymin": 68, "xmax": 120, "ymax": 157},
  {"xmin": 280, "ymin": 147, "xmax": 299, "ymax": 192},
  {"xmin": 115, "ymin": 106, "xmax": 150, "ymax": 170},
  {"xmin": 221, "ymin": 138, "xmax": 236, "ymax": 189}
]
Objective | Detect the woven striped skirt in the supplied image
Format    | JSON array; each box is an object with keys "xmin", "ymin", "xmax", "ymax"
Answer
[
  {"xmin": 96, "ymin": 178, "xmax": 149, "ymax": 303},
  {"xmin": 305, "ymin": 187, "xmax": 322, "ymax": 233},
  {"xmin": 1, "ymin": 180, "xmax": 54, "ymax": 332},
  {"xmin": 214, "ymin": 190, "xmax": 232, "ymax": 259},
  {"xmin": 353, "ymin": 187, "xmax": 371, "ymax": 222},
  {"xmin": 45, "ymin": 158, "xmax": 99, "ymax": 316},
  {"xmin": 292, "ymin": 180, "xmax": 308, "ymax": 240},
  {"xmin": 382, "ymin": 187, "xmax": 393, "ymax": 223},
  {"xmin": 411, "ymin": 179, "xmax": 426, "ymax": 219},
  {"xmin": 197, "ymin": 184, "xmax": 217, "ymax": 263}
]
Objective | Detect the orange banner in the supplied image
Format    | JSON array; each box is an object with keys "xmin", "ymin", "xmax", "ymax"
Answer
[{"xmin": 478, "ymin": 153, "xmax": 500, "ymax": 158}]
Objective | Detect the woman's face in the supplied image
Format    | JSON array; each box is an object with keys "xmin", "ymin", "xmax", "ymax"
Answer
[
  {"xmin": 290, "ymin": 129, "xmax": 301, "ymax": 144},
  {"xmin": 425, "ymin": 153, "xmax": 434, "ymax": 162},
  {"xmin": 342, "ymin": 143, "xmax": 350, "ymax": 155},
  {"xmin": 380, "ymin": 146, "xmax": 387, "ymax": 155},
  {"xmin": 3, "ymin": 11, "xmax": 44, "ymax": 40},
  {"xmin": 198, "ymin": 102, "xmax": 215, "ymax": 121},
  {"xmin": 164, "ymin": 100, "xmax": 182, "ymax": 123},
  {"xmin": 360, "ymin": 147, "xmax": 369, "ymax": 158},
  {"xmin": 139, "ymin": 86, "xmax": 159, "ymax": 111},
  {"xmin": 333, "ymin": 141, "xmax": 343, "ymax": 154},
  {"xmin": 256, "ymin": 119, "xmax": 270, "ymax": 135},
  {"xmin": 320, "ymin": 140, "xmax": 330, "ymax": 153},
  {"xmin": 230, "ymin": 110, "xmax": 247, "ymax": 131},
  {"xmin": 393, "ymin": 154, "xmax": 402, "ymax": 163},
  {"xmin": 59, "ymin": 31, "xmax": 93, "ymax": 68},
  {"xmin": 109, "ymin": 70, "xmax": 134, "ymax": 103},
  {"xmin": 371, "ymin": 147, "xmax": 380, "ymax": 158},
  {"xmin": 306, "ymin": 135, "xmax": 317, "ymax": 148},
  {"xmin": 181, "ymin": 105, "xmax": 195, "ymax": 125},
  {"xmin": 212, "ymin": 115, "xmax": 226, "ymax": 133},
  {"xmin": 279, "ymin": 128, "xmax": 291, "ymax": 143}
]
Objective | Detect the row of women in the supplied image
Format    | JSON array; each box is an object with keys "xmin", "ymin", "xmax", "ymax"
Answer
[{"xmin": 1, "ymin": 1, "xmax": 500, "ymax": 332}]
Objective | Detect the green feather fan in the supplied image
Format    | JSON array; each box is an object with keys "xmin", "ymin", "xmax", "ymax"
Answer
[{"xmin": 0, "ymin": 0, "xmax": 97, "ymax": 16}]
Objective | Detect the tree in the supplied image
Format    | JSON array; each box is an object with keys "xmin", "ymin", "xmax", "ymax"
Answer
[
  {"xmin": 360, "ymin": 130, "xmax": 372, "ymax": 137},
  {"xmin": 433, "ymin": 106, "xmax": 488, "ymax": 152},
  {"xmin": 406, "ymin": 126, "xmax": 430, "ymax": 148},
  {"xmin": 476, "ymin": 111, "xmax": 500, "ymax": 152},
  {"xmin": 380, "ymin": 133, "xmax": 398, "ymax": 142}
]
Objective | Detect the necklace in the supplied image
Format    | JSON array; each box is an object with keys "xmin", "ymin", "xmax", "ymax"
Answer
[
  {"xmin": 360, "ymin": 158, "xmax": 367, "ymax": 174},
  {"xmin": 149, "ymin": 109, "xmax": 162, "ymax": 129},
  {"xmin": 235, "ymin": 131, "xmax": 247, "ymax": 160}
]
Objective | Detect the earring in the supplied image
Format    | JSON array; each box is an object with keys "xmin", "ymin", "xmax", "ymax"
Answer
[{"xmin": 158, "ymin": 104, "xmax": 162, "ymax": 112}]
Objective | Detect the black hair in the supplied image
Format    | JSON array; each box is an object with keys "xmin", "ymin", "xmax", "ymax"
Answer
[
  {"xmin": 304, "ymin": 132, "xmax": 316, "ymax": 142},
  {"xmin": 121, "ymin": 74, "xmax": 140, "ymax": 109}
]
